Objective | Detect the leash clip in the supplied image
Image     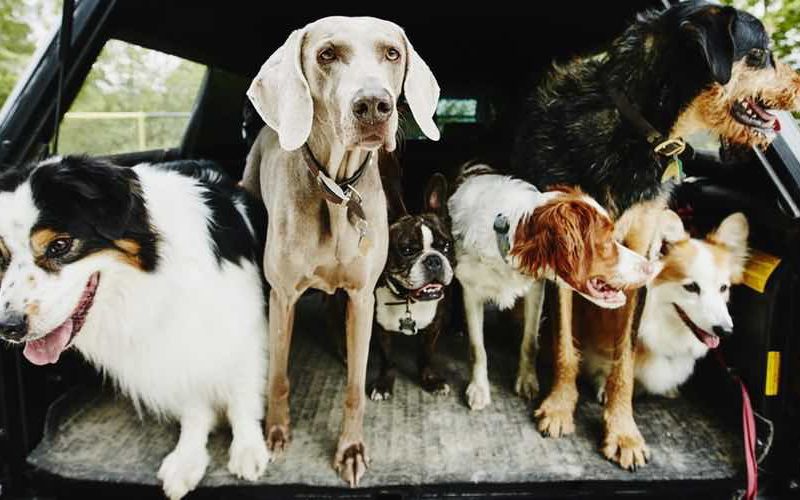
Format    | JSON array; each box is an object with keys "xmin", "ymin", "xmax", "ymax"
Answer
[{"xmin": 654, "ymin": 138, "xmax": 686, "ymax": 158}]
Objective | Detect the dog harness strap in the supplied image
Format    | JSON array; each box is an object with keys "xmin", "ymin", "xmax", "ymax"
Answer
[{"xmin": 607, "ymin": 87, "xmax": 693, "ymax": 162}]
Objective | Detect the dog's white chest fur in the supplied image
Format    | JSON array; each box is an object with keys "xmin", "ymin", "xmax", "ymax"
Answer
[{"xmin": 374, "ymin": 286, "xmax": 439, "ymax": 334}]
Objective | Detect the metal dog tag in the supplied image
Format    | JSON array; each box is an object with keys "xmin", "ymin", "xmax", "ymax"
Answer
[{"xmin": 399, "ymin": 313, "xmax": 417, "ymax": 335}]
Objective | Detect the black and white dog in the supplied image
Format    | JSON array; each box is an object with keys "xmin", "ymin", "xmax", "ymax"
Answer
[
  {"xmin": 369, "ymin": 174, "xmax": 455, "ymax": 400},
  {"xmin": 0, "ymin": 156, "xmax": 270, "ymax": 499}
]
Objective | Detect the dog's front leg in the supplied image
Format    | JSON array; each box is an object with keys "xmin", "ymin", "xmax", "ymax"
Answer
[
  {"xmin": 516, "ymin": 280, "xmax": 545, "ymax": 400},
  {"xmin": 602, "ymin": 290, "xmax": 650, "ymax": 471},
  {"xmin": 368, "ymin": 326, "xmax": 396, "ymax": 401},
  {"xmin": 335, "ymin": 289, "xmax": 374, "ymax": 487},
  {"xmin": 418, "ymin": 321, "xmax": 449, "ymax": 396},
  {"xmin": 463, "ymin": 285, "xmax": 490, "ymax": 410},
  {"xmin": 266, "ymin": 287, "xmax": 298, "ymax": 454},
  {"xmin": 157, "ymin": 408, "xmax": 215, "ymax": 500},
  {"xmin": 535, "ymin": 285, "xmax": 578, "ymax": 438}
]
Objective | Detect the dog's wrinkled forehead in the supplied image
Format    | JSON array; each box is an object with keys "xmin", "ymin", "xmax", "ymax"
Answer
[{"xmin": 306, "ymin": 16, "xmax": 403, "ymax": 46}]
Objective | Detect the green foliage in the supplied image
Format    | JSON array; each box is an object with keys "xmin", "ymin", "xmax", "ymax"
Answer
[{"xmin": 0, "ymin": 0, "xmax": 36, "ymax": 106}]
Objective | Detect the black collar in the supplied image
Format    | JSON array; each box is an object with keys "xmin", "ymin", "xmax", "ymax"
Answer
[
  {"xmin": 302, "ymin": 143, "xmax": 372, "ymax": 234},
  {"xmin": 607, "ymin": 87, "xmax": 695, "ymax": 162},
  {"xmin": 383, "ymin": 275, "xmax": 414, "ymax": 305}
]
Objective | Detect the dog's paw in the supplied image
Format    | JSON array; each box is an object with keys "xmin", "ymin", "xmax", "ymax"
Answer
[
  {"xmin": 368, "ymin": 376, "xmax": 394, "ymax": 401},
  {"xmin": 266, "ymin": 424, "xmax": 290, "ymax": 455},
  {"xmin": 663, "ymin": 387, "xmax": 680, "ymax": 399},
  {"xmin": 514, "ymin": 370, "xmax": 539, "ymax": 400},
  {"xmin": 228, "ymin": 437, "xmax": 271, "ymax": 481},
  {"xmin": 466, "ymin": 379, "xmax": 491, "ymax": 410},
  {"xmin": 602, "ymin": 419, "xmax": 650, "ymax": 471},
  {"xmin": 421, "ymin": 372, "xmax": 450, "ymax": 396},
  {"xmin": 334, "ymin": 440, "xmax": 369, "ymax": 487},
  {"xmin": 534, "ymin": 396, "xmax": 576, "ymax": 438},
  {"xmin": 157, "ymin": 448, "xmax": 209, "ymax": 500}
]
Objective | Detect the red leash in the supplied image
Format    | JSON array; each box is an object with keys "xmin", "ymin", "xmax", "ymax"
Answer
[{"xmin": 715, "ymin": 350, "xmax": 758, "ymax": 500}]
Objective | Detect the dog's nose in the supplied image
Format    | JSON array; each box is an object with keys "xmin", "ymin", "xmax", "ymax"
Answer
[
  {"xmin": 0, "ymin": 313, "xmax": 28, "ymax": 340},
  {"xmin": 351, "ymin": 89, "xmax": 393, "ymax": 124},
  {"xmin": 712, "ymin": 325, "xmax": 733, "ymax": 339},
  {"xmin": 423, "ymin": 254, "xmax": 442, "ymax": 271}
]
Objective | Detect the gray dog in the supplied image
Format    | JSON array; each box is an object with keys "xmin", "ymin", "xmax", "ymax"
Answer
[{"xmin": 242, "ymin": 16, "xmax": 440, "ymax": 486}]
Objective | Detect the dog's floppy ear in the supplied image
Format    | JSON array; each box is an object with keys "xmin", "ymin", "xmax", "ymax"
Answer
[
  {"xmin": 247, "ymin": 28, "xmax": 312, "ymax": 151},
  {"xmin": 401, "ymin": 29, "xmax": 441, "ymax": 141},
  {"xmin": 707, "ymin": 212, "xmax": 749, "ymax": 284},
  {"xmin": 31, "ymin": 157, "xmax": 137, "ymax": 241},
  {"xmin": 681, "ymin": 6, "xmax": 737, "ymax": 85},
  {"xmin": 424, "ymin": 173, "xmax": 448, "ymax": 218},
  {"xmin": 655, "ymin": 209, "xmax": 688, "ymax": 259}
]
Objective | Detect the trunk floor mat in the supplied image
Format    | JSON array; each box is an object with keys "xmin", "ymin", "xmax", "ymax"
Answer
[{"xmin": 27, "ymin": 296, "xmax": 743, "ymax": 489}]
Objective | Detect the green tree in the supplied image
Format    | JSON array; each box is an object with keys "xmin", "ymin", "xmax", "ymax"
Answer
[{"xmin": 0, "ymin": 0, "xmax": 35, "ymax": 106}]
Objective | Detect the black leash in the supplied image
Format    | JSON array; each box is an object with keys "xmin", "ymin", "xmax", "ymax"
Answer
[{"xmin": 51, "ymin": 0, "xmax": 74, "ymax": 156}]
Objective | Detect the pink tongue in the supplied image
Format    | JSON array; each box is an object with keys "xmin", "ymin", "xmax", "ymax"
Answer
[
  {"xmin": 23, "ymin": 319, "xmax": 73, "ymax": 365},
  {"xmin": 702, "ymin": 332, "xmax": 720, "ymax": 349}
]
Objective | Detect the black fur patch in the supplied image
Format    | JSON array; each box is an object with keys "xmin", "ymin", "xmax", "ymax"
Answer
[
  {"xmin": 155, "ymin": 159, "xmax": 267, "ymax": 266},
  {"xmin": 512, "ymin": 1, "xmax": 772, "ymax": 215},
  {"xmin": 30, "ymin": 156, "xmax": 159, "ymax": 272}
]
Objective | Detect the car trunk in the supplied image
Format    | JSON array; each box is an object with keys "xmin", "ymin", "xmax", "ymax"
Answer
[{"xmin": 4, "ymin": 2, "xmax": 800, "ymax": 499}]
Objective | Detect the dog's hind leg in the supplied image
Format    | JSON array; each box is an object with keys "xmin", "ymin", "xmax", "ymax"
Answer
[
  {"xmin": 335, "ymin": 289, "xmax": 374, "ymax": 487},
  {"xmin": 601, "ymin": 290, "xmax": 650, "ymax": 471},
  {"xmin": 535, "ymin": 286, "xmax": 579, "ymax": 438},
  {"xmin": 515, "ymin": 280, "xmax": 545, "ymax": 400},
  {"xmin": 265, "ymin": 287, "xmax": 298, "ymax": 454},
  {"xmin": 157, "ymin": 407, "xmax": 216, "ymax": 500},
  {"xmin": 463, "ymin": 285, "xmax": 491, "ymax": 410}
]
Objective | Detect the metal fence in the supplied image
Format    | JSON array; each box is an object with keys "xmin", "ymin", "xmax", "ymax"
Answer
[{"xmin": 60, "ymin": 111, "xmax": 191, "ymax": 155}]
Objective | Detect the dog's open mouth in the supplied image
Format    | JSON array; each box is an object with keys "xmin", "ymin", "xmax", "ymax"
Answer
[
  {"xmin": 731, "ymin": 97, "xmax": 781, "ymax": 132},
  {"xmin": 585, "ymin": 277, "xmax": 626, "ymax": 308},
  {"xmin": 410, "ymin": 282, "xmax": 444, "ymax": 301},
  {"xmin": 673, "ymin": 304, "xmax": 719, "ymax": 349},
  {"xmin": 23, "ymin": 273, "xmax": 100, "ymax": 366}
]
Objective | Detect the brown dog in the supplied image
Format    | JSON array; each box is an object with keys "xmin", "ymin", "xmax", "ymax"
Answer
[{"xmin": 242, "ymin": 17, "xmax": 440, "ymax": 486}]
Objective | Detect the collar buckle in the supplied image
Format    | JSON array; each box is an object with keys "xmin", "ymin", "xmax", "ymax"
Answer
[{"xmin": 654, "ymin": 138, "xmax": 687, "ymax": 158}]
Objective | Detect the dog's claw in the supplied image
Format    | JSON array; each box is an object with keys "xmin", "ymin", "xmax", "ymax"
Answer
[
  {"xmin": 602, "ymin": 424, "xmax": 650, "ymax": 471},
  {"xmin": 266, "ymin": 425, "xmax": 289, "ymax": 456},
  {"xmin": 534, "ymin": 395, "xmax": 576, "ymax": 438},
  {"xmin": 334, "ymin": 441, "xmax": 369, "ymax": 487},
  {"xmin": 514, "ymin": 370, "xmax": 540, "ymax": 400}
]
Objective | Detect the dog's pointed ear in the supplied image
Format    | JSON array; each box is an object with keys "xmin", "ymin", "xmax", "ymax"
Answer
[
  {"xmin": 32, "ymin": 157, "xmax": 136, "ymax": 241},
  {"xmin": 681, "ymin": 6, "xmax": 737, "ymax": 85},
  {"xmin": 424, "ymin": 173, "xmax": 448, "ymax": 218},
  {"xmin": 247, "ymin": 28, "xmax": 312, "ymax": 151},
  {"xmin": 707, "ymin": 212, "xmax": 750, "ymax": 283},
  {"xmin": 401, "ymin": 29, "xmax": 440, "ymax": 141}
]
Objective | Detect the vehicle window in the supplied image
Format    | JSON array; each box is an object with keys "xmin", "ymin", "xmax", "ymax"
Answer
[
  {"xmin": 58, "ymin": 40, "xmax": 206, "ymax": 155},
  {"xmin": 0, "ymin": 0, "xmax": 61, "ymax": 109}
]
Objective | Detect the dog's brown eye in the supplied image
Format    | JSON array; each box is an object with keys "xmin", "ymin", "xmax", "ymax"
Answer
[
  {"xmin": 46, "ymin": 238, "xmax": 73, "ymax": 259},
  {"xmin": 746, "ymin": 48, "xmax": 767, "ymax": 68},
  {"xmin": 683, "ymin": 282, "xmax": 701, "ymax": 294},
  {"xmin": 385, "ymin": 47, "xmax": 400, "ymax": 62},
  {"xmin": 318, "ymin": 47, "xmax": 336, "ymax": 63},
  {"xmin": 720, "ymin": 284, "xmax": 729, "ymax": 293},
  {"xmin": 399, "ymin": 246, "xmax": 416, "ymax": 257}
]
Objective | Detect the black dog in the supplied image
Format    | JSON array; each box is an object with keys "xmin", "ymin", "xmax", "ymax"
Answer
[
  {"xmin": 512, "ymin": 1, "xmax": 799, "ymax": 216},
  {"xmin": 368, "ymin": 173, "xmax": 455, "ymax": 400}
]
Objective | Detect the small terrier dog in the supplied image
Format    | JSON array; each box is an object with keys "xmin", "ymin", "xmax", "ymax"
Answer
[
  {"xmin": 447, "ymin": 164, "xmax": 656, "ymax": 411},
  {"xmin": 582, "ymin": 211, "xmax": 750, "ymax": 401},
  {"xmin": 369, "ymin": 173, "xmax": 455, "ymax": 400}
]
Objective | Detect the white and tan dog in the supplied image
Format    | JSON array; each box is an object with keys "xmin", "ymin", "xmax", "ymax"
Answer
[
  {"xmin": 582, "ymin": 211, "xmax": 749, "ymax": 401},
  {"xmin": 242, "ymin": 17, "xmax": 439, "ymax": 486}
]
